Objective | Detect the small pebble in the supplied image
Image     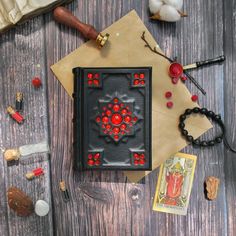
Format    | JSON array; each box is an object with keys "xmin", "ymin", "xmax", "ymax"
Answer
[
  {"xmin": 166, "ymin": 101, "xmax": 173, "ymax": 108},
  {"xmin": 165, "ymin": 91, "xmax": 172, "ymax": 99},
  {"xmin": 35, "ymin": 200, "xmax": 49, "ymax": 217},
  {"xmin": 191, "ymin": 95, "xmax": 198, "ymax": 102}
]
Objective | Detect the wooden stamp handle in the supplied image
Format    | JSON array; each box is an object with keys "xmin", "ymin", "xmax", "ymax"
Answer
[{"xmin": 53, "ymin": 7, "xmax": 98, "ymax": 40}]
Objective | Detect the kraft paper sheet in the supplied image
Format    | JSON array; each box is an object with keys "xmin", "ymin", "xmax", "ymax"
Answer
[{"xmin": 51, "ymin": 10, "xmax": 212, "ymax": 183}]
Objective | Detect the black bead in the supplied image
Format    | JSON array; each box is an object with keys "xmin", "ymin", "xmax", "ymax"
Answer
[
  {"xmin": 215, "ymin": 137, "xmax": 223, "ymax": 143},
  {"xmin": 184, "ymin": 109, "xmax": 192, "ymax": 115},
  {"xmin": 200, "ymin": 108, "xmax": 208, "ymax": 115},
  {"xmin": 201, "ymin": 141, "xmax": 208, "ymax": 147},
  {"xmin": 179, "ymin": 115, "xmax": 186, "ymax": 122},
  {"xmin": 181, "ymin": 129, "xmax": 188, "ymax": 136},
  {"xmin": 178, "ymin": 122, "xmax": 185, "ymax": 129},
  {"xmin": 208, "ymin": 140, "xmax": 215, "ymax": 146},
  {"xmin": 193, "ymin": 107, "xmax": 200, "ymax": 113},
  {"xmin": 215, "ymin": 115, "xmax": 221, "ymax": 121},
  {"xmin": 207, "ymin": 111, "xmax": 215, "ymax": 118},
  {"xmin": 187, "ymin": 135, "xmax": 194, "ymax": 142},
  {"xmin": 193, "ymin": 139, "xmax": 200, "ymax": 145}
]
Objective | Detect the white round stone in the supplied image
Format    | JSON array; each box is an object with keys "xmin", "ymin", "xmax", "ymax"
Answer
[{"xmin": 35, "ymin": 200, "xmax": 50, "ymax": 217}]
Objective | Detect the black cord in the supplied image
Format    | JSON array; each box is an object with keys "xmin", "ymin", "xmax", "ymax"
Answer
[{"xmin": 179, "ymin": 107, "xmax": 236, "ymax": 153}]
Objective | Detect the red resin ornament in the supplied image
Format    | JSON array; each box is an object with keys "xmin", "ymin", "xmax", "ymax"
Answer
[
  {"xmin": 120, "ymin": 124, "xmax": 126, "ymax": 130},
  {"xmin": 32, "ymin": 77, "xmax": 42, "ymax": 88},
  {"xmin": 169, "ymin": 63, "xmax": 183, "ymax": 78},
  {"xmin": 102, "ymin": 116, "xmax": 109, "ymax": 124},
  {"xmin": 139, "ymin": 73, "xmax": 145, "ymax": 79},
  {"xmin": 139, "ymin": 159, "xmax": 145, "ymax": 165},
  {"xmin": 113, "ymin": 104, "xmax": 120, "ymax": 112},
  {"xmin": 106, "ymin": 110, "xmax": 112, "ymax": 116},
  {"xmin": 111, "ymin": 113, "xmax": 123, "ymax": 125},
  {"xmin": 134, "ymin": 73, "xmax": 139, "ymax": 79},
  {"xmin": 113, "ymin": 127, "xmax": 120, "ymax": 134},
  {"xmin": 94, "ymin": 73, "xmax": 99, "ymax": 79},
  {"xmin": 172, "ymin": 77, "xmax": 179, "ymax": 84},
  {"xmin": 88, "ymin": 154, "xmax": 93, "ymax": 159},
  {"xmin": 93, "ymin": 79, "xmax": 99, "ymax": 86},
  {"xmin": 32, "ymin": 168, "xmax": 44, "ymax": 176},
  {"xmin": 113, "ymin": 98, "xmax": 119, "ymax": 103},
  {"xmin": 124, "ymin": 115, "xmax": 131, "ymax": 123},
  {"xmin": 133, "ymin": 79, "xmax": 139, "ymax": 85},
  {"xmin": 121, "ymin": 109, "xmax": 127, "ymax": 115},
  {"xmin": 88, "ymin": 159, "xmax": 94, "ymax": 166},
  {"xmin": 87, "ymin": 73, "xmax": 93, "ymax": 79}
]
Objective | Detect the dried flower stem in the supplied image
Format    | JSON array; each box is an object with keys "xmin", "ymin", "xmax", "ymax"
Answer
[{"xmin": 141, "ymin": 31, "xmax": 206, "ymax": 95}]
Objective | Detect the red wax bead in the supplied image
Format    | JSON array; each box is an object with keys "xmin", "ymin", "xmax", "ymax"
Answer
[
  {"xmin": 134, "ymin": 160, "xmax": 139, "ymax": 165},
  {"xmin": 111, "ymin": 113, "xmax": 123, "ymax": 125},
  {"xmin": 172, "ymin": 77, "xmax": 179, "ymax": 84},
  {"xmin": 169, "ymin": 63, "xmax": 183, "ymax": 78},
  {"xmin": 134, "ymin": 73, "xmax": 139, "ymax": 78},
  {"xmin": 114, "ymin": 135, "xmax": 119, "ymax": 140},
  {"xmin": 167, "ymin": 101, "xmax": 173, "ymax": 108},
  {"xmin": 106, "ymin": 124, "xmax": 111, "ymax": 130},
  {"xmin": 102, "ymin": 116, "xmax": 109, "ymax": 124},
  {"xmin": 113, "ymin": 104, "xmax": 120, "ymax": 112},
  {"xmin": 113, "ymin": 98, "xmax": 119, "ymax": 103},
  {"xmin": 139, "ymin": 73, "xmax": 145, "ymax": 79},
  {"xmin": 133, "ymin": 79, "xmax": 139, "ymax": 85},
  {"xmin": 113, "ymin": 127, "xmax": 120, "ymax": 134},
  {"xmin": 139, "ymin": 159, "xmax": 145, "ymax": 165},
  {"xmin": 165, "ymin": 91, "xmax": 172, "ymax": 99},
  {"xmin": 106, "ymin": 110, "xmax": 112, "ymax": 116},
  {"xmin": 95, "ymin": 160, "xmax": 101, "ymax": 166},
  {"xmin": 88, "ymin": 159, "xmax": 94, "ymax": 166},
  {"xmin": 181, "ymin": 75, "xmax": 187, "ymax": 82},
  {"xmin": 121, "ymin": 109, "xmax": 127, "ymax": 115},
  {"xmin": 94, "ymin": 73, "xmax": 99, "ymax": 78},
  {"xmin": 140, "ymin": 80, "xmax": 145, "ymax": 85},
  {"xmin": 87, "ymin": 73, "xmax": 93, "ymax": 79},
  {"xmin": 191, "ymin": 95, "xmax": 198, "ymax": 102},
  {"xmin": 96, "ymin": 116, "xmax": 101, "ymax": 123},
  {"xmin": 93, "ymin": 79, "xmax": 99, "ymax": 86},
  {"xmin": 88, "ymin": 154, "xmax": 93, "ymax": 159},
  {"xmin": 124, "ymin": 115, "xmax": 131, "ymax": 123},
  {"xmin": 88, "ymin": 80, "xmax": 93, "ymax": 86},
  {"xmin": 32, "ymin": 77, "xmax": 42, "ymax": 88},
  {"xmin": 120, "ymin": 124, "xmax": 126, "ymax": 130}
]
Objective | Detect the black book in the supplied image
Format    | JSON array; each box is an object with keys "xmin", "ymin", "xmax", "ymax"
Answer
[{"xmin": 73, "ymin": 67, "xmax": 152, "ymax": 170}]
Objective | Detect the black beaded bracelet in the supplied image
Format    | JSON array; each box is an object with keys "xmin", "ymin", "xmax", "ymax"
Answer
[{"xmin": 179, "ymin": 107, "xmax": 236, "ymax": 152}]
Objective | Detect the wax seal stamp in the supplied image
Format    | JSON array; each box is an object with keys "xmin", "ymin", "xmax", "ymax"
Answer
[
  {"xmin": 53, "ymin": 7, "xmax": 109, "ymax": 48},
  {"xmin": 7, "ymin": 187, "xmax": 34, "ymax": 216}
]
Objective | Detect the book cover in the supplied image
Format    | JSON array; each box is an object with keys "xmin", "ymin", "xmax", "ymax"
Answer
[{"xmin": 73, "ymin": 67, "xmax": 152, "ymax": 170}]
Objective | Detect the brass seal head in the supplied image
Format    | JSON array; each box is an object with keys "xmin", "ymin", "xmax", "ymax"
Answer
[
  {"xmin": 4, "ymin": 148, "xmax": 21, "ymax": 161},
  {"xmin": 96, "ymin": 33, "xmax": 109, "ymax": 48}
]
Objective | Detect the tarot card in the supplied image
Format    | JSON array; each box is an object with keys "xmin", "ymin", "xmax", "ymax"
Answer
[{"xmin": 153, "ymin": 152, "xmax": 197, "ymax": 215}]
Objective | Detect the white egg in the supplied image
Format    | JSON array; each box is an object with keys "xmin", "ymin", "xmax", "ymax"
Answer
[
  {"xmin": 149, "ymin": 0, "xmax": 163, "ymax": 14},
  {"xmin": 163, "ymin": 0, "xmax": 183, "ymax": 10},
  {"xmin": 35, "ymin": 200, "xmax": 50, "ymax": 217},
  {"xmin": 159, "ymin": 5, "xmax": 181, "ymax": 22}
]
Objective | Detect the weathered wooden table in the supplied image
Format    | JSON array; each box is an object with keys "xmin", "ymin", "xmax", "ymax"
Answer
[{"xmin": 0, "ymin": 1, "xmax": 235, "ymax": 235}]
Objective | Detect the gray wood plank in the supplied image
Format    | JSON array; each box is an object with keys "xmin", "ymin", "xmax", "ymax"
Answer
[
  {"xmin": 223, "ymin": 0, "xmax": 236, "ymax": 235},
  {"xmin": 0, "ymin": 17, "xmax": 53, "ymax": 236}
]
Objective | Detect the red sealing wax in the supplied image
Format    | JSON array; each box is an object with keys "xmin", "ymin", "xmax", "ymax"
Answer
[
  {"xmin": 166, "ymin": 101, "xmax": 173, "ymax": 108},
  {"xmin": 191, "ymin": 95, "xmax": 198, "ymax": 102},
  {"xmin": 169, "ymin": 63, "xmax": 183, "ymax": 78},
  {"xmin": 165, "ymin": 91, "xmax": 172, "ymax": 99},
  {"xmin": 172, "ymin": 77, "xmax": 179, "ymax": 84},
  {"xmin": 181, "ymin": 75, "xmax": 187, "ymax": 82},
  {"xmin": 7, "ymin": 106, "xmax": 24, "ymax": 124},
  {"xmin": 32, "ymin": 77, "xmax": 42, "ymax": 88}
]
